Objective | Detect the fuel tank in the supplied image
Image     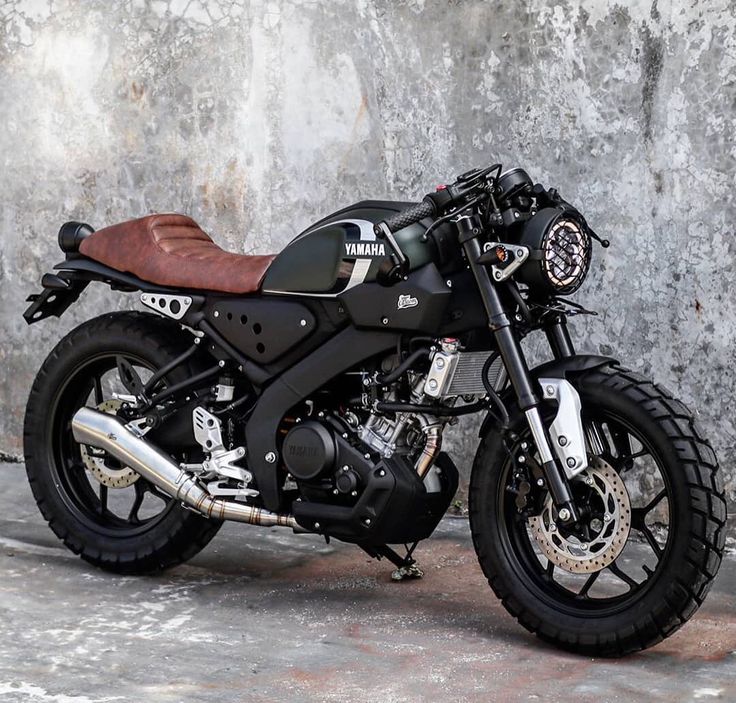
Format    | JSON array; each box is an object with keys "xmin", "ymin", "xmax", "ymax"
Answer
[{"xmin": 261, "ymin": 200, "xmax": 436, "ymax": 295}]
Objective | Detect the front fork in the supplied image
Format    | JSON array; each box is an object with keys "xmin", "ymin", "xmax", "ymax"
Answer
[{"xmin": 459, "ymin": 217, "xmax": 582, "ymax": 524}]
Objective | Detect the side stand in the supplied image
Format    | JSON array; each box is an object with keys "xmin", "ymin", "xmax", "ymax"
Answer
[{"xmin": 361, "ymin": 544, "xmax": 424, "ymax": 582}]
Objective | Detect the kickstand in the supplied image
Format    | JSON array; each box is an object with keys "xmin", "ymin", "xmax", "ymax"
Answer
[{"xmin": 361, "ymin": 543, "xmax": 424, "ymax": 582}]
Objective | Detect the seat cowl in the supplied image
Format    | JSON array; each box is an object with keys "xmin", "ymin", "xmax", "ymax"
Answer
[
  {"xmin": 78, "ymin": 213, "xmax": 275, "ymax": 295},
  {"xmin": 59, "ymin": 221, "xmax": 95, "ymax": 253}
]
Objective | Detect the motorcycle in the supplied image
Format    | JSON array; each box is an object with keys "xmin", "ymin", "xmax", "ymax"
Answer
[{"xmin": 23, "ymin": 163, "xmax": 726, "ymax": 655}]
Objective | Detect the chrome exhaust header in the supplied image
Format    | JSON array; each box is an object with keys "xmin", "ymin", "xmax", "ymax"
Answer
[{"xmin": 71, "ymin": 406, "xmax": 302, "ymax": 530}]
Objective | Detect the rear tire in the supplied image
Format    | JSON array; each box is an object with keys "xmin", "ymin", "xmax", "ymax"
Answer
[
  {"xmin": 469, "ymin": 364, "xmax": 726, "ymax": 656},
  {"xmin": 24, "ymin": 311, "xmax": 222, "ymax": 574}
]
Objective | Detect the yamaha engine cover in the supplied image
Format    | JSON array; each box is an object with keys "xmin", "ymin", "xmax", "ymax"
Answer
[{"xmin": 282, "ymin": 421, "xmax": 336, "ymax": 480}]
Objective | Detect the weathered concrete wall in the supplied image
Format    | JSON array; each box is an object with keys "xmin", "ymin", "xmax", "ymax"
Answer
[{"xmin": 1, "ymin": 1, "xmax": 735, "ymax": 515}]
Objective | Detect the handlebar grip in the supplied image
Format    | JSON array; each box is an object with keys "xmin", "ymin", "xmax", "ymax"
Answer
[{"xmin": 383, "ymin": 199, "xmax": 436, "ymax": 233}]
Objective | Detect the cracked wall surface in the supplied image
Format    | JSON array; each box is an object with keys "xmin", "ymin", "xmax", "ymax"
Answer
[{"xmin": 1, "ymin": 0, "xmax": 734, "ymax": 526}]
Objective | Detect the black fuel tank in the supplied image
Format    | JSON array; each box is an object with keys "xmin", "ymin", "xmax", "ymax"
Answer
[{"xmin": 261, "ymin": 200, "xmax": 436, "ymax": 295}]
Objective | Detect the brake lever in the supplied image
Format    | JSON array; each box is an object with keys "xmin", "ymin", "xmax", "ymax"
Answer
[{"xmin": 421, "ymin": 191, "xmax": 489, "ymax": 243}]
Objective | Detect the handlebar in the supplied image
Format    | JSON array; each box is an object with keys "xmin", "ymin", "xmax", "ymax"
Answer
[
  {"xmin": 372, "ymin": 165, "xmax": 497, "ymax": 283},
  {"xmin": 382, "ymin": 199, "xmax": 436, "ymax": 234}
]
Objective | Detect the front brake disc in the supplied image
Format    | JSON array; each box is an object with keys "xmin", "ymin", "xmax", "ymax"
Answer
[{"xmin": 528, "ymin": 456, "xmax": 631, "ymax": 574}]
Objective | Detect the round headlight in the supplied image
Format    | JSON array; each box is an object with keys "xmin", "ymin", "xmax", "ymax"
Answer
[
  {"xmin": 541, "ymin": 217, "xmax": 590, "ymax": 294},
  {"xmin": 520, "ymin": 208, "xmax": 592, "ymax": 295}
]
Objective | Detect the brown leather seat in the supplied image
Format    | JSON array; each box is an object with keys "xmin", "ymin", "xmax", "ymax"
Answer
[{"xmin": 79, "ymin": 214, "xmax": 275, "ymax": 295}]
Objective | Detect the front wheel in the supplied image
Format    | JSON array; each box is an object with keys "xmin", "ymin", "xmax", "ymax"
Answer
[{"xmin": 469, "ymin": 364, "xmax": 726, "ymax": 656}]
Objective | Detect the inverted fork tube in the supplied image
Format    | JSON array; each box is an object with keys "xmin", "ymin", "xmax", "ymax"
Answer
[
  {"xmin": 460, "ymin": 228, "xmax": 537, "ymax": 410},
  {"xmin": 459, "ymin": 218, "xmax": 578, "ymax": 521}
]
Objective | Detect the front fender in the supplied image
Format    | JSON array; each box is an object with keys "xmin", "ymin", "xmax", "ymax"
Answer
[
  {"xmin": 478, "ymin": 354, "xmax": 618, "ymax": 437},
  {"xmin": 531, "ymin": 354, "xmax": 617, "ymax": 381}
]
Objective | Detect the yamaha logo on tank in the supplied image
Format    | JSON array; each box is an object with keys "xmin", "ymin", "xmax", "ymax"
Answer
[{"xmin": 344, "ymin": 241, "xmax": 386, "ymax": 258}]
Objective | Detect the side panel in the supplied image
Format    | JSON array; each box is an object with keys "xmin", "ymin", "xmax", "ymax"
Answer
[
  {"xmin": 339, "ymin": 263, "xmax": 452, "ymax": 332},
  {"xmin": 439, "ymin": 269, "xmax": 489, "ymax": 335},
  {"xmin": 204, "ymin": 297, "xmax": 317, "ymax": 364}
]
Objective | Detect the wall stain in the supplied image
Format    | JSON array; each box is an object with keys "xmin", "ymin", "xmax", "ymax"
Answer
[
  {"xmin": 640, "ymin": 27, "xmax": 664, "ymax": 144},
  {"xmin": 653, "ymin": 170, "xmax": 664, "ymax": 195},
  {"xmin": 340, "ymin": 93, "xmax": 369, "ymax": 169},
  {"xmin": 130, "ymin": 81, "xmax": 146, "ymax": 103}
]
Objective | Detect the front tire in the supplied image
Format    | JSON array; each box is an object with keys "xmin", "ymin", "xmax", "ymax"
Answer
[
  {"xmin": 469, "ymin": 364, "xmax": 726, "ymax": 656},
  {"xmin": 24, "ymin": 312, "xmax": 222, "ymax": 574}
]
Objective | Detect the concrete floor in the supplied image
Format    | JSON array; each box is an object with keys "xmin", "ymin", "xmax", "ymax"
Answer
[{"xmin": 0, "ymin": 462, "xmax": 734, "ymax": 703}]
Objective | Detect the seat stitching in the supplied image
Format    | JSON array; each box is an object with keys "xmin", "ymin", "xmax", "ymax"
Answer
[
  {"xmin": 150, "ymin": 221, "xmax": 265, "ymax": 268},
  {"xmin": 89, "ymin": 215, "xmax": 273, "ymax": 292},
  {"xmin": 148, "ymin": 217, "xmax": 213, "ymax": 260}
]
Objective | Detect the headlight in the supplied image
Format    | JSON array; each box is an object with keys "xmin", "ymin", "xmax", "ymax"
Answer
[{"xmin": 520, "ymin": 208, "xmax": 592, "ymax": 295}]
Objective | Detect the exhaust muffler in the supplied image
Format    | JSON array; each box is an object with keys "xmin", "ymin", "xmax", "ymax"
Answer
[{"xmin": 71, "ymin": 407, "xmax": 301, "ymax": 530}]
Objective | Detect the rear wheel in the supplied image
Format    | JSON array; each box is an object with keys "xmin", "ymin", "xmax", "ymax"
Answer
[
  {"xmin": 469, "ymin": 365, "xmax": 726, "ymax": 656},
  {"xmin": 24, "ymin": 312, "xmax": 222, "ymax": 574}
]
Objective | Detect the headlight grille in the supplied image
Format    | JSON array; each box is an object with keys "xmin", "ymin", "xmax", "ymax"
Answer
[{"xmin": 542, "ymin": 217, "xmax": 591, "ymax": 294}]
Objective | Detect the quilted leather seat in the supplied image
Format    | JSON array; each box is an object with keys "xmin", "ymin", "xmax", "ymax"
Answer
[{"xmin": 79, "ymin": 214, "xmax": 275, "ymax": 294}]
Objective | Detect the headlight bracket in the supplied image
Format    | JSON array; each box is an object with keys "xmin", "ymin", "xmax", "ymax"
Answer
[{"xmin": 480, "ymin": 241, "xmax": 531, "ymax": 282}]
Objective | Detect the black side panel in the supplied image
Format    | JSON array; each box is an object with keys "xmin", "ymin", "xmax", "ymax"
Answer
[
  {"xmin": 245, "ymin": 327, "xmax": 400, "ymax": 510},
  {"xmin": 440, "ymin": 268, "xmax": 489, "ymax": 335},
  {"xmin": 260, "ymin": 299, "xmax": 347, "ymax": 376},
  {"xmin": 339, "ymin": 263, "xmax": 451, "ymax": 332},
  {"xmin": 204, "ymin": 298, "xmax": 317, "ymax": 364}
]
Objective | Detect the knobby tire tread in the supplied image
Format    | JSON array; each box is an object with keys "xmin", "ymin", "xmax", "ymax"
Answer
[
  {"xmin": 469, "ymin": 364, "xmax": 726, "ymax": 656},
  {"xmin": 24, "ymin": 312, "xmax": 222, "ymax": 575}
]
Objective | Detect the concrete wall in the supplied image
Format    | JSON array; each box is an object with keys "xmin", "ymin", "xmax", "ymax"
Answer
[{"xmin": 1, "ymin": 1, "xmax": 734, "ymax": 518}]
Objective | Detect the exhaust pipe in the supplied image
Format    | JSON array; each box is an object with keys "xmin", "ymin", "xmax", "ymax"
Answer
[{"xmin": 72, "ymin": 407, "xmax": 302, "ymax": 530}]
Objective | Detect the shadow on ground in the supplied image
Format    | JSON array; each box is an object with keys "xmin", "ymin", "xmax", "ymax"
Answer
[{"xmin": 0, "ymin": 463, "xmax": 733, "ymax": 702}]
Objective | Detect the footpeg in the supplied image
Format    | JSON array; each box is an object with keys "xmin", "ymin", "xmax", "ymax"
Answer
[{"xmin": 188, "ymin": 406, "xmax": 257, "ymax": 498}]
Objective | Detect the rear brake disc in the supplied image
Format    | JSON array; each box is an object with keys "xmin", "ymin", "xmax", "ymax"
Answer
[{"xmin": 80, "ymin": 399, "xmax": 140, "ymax": 489}]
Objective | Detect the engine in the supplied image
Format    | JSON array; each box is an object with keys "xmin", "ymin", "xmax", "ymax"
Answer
[{"xmin": 278, "ymin": 338, "xmax": 506, "ymax": 545}]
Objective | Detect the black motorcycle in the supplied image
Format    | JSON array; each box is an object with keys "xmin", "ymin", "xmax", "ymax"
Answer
[{"xmin": 24, "ymin": 164, "xmax": 726, "ymax": 655}]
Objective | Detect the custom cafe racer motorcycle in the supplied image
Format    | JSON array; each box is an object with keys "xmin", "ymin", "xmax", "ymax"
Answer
[{"xmin": 24, "ymin": 163, "xmax": 725, "ymax": 655}]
